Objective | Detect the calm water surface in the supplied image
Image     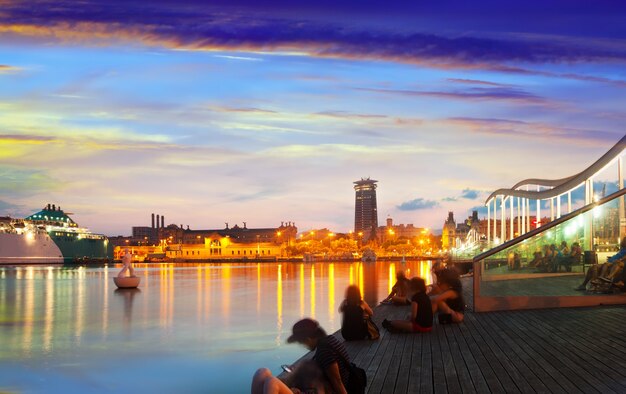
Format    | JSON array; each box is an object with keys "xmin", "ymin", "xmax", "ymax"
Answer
[{"xmin": 0, "ymin": 261, "xmax": 433, "ymax": 393}]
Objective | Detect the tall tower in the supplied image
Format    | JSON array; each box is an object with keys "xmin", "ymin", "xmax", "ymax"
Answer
[{"xmin": 354, "ymin": 178, "xmax": 379, "ymax": 241}]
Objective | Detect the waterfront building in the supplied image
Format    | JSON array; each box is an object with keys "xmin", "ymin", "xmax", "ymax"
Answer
[
  {"xmin": 379, "ymin": 216, "xmax": 426, "ymax": 242},
  {"xmin": 113, "ymin": 220, "xmax": 298, "ymax": 261},
  {"xmin": 354, "ymin": 178, "xmax": 379, "ymax": 242}
]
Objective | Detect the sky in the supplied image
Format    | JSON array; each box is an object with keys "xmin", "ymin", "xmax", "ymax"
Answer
[{"xmin": 1, "ymin": 0, "xmax": 625, "ymax": 235}]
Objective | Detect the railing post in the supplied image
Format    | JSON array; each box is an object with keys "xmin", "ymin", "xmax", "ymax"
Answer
[{"xmin": 617, "ymin": 156, "xmax": 626, "ymax": 242}]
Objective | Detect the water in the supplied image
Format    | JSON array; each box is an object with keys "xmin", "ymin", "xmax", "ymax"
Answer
[{"xmin": 0, "ymin": 261, "xmax": 433, "ymax": 393}]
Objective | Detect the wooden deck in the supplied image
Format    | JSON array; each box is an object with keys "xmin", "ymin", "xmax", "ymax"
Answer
[{"xmin": 281, "ymin": 280, "xmax": 626, "ymax": 393}]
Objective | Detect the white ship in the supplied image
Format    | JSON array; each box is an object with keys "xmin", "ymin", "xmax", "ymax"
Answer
[{"xmin": 0, "ymin": 204, "xmax": 111, "ymax": 265}]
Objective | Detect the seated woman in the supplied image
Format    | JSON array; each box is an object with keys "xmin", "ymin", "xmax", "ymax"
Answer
[
  {"xmin": 430, "ymin": 268, "xmax": 465, "ymax": 323},
  {"xmin": 251, "ymin": 318, "xmax": 351, "ymax": 394},
  {"xmin": 339, "ymin": 285, "xmax": 374, "ymax": 341},
  {"xmin": 561, "ymin": 242, "xmax": 582, "ymax": 272},
  {"xmin": 381, "ymin": 277, "xmax": 433, "ymax": 333},
  {"xmin": 528, "ymin": 249, "xmax": 544, "ymax": 268},
  {"xmin": 536, "ymin": 244, "xmax": 557, "ymax": 272},
  {"xmin": 381, "ymin": 271, "xmax": 410, "ymax": 305},
  {"xmin": 554, "ymin": 241, "xmax": 570, "ymax": 272}
]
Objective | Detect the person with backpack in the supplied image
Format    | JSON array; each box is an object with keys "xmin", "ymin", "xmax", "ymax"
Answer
[{"xmin": 251, "ymin": 318, "xmax": 366, "ymax": 394}]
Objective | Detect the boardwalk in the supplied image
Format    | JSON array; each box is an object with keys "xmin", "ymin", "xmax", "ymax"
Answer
[{"xmin": 282, "ymin": 280, "xmax": 626, "ymax": 393}]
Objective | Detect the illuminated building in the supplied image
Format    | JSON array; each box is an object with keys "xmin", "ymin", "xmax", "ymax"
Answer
[{"xmin": 354, "ymin": 178, "xmax": 378, "ymax": 241}]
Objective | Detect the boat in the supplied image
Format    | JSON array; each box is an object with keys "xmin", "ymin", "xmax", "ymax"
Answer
[
  {"xmin": 0, "ymin": 203, "xmax": 112, "ymax": 264},
  {"xmin": 361, "ymin": 248, "xmax": 377, "ymax": 263}
]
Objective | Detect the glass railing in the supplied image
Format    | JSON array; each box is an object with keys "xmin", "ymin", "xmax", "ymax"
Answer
[{"xmin": 473, "ymin": 188, "xmax": 626, "ymax": 311}]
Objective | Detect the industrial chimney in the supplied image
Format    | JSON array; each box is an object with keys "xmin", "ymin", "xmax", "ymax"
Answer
[
  {"xmin": 152, "ymin": 213, "xmax": 155, "ymax": 229},
  {"xmin": 156, "ymin": 214, "xmax": 160, "ymax": 229},
  {"xmin": 161, "ymin": 215, "xmax": 164, "ymax": 228}
]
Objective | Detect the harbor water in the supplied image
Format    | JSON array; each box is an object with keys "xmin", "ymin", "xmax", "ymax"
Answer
[{"xmin": 0, "ymin": 261, "xmax": 434, "ymax": 393}]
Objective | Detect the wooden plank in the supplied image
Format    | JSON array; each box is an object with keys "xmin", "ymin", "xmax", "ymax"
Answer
[
  {"xmin": 453, "ymin": 317, "xmax": 502, "ymax": 393},
  {"xmin": 392, "ymin": 333, "xmax": 412, "ymax": 394},
  {"xmin": 523, "ymin": 309, "xmax": 626, "ymax": 392},
  {"xmin": 418, "ymin": 331, "xmax": 434, "ymax": 394},
  {"xmin": 367, "ymin": 327, "xmax": 401, "ymax": 394},
  {"xmin": 489, "ymin": 310, "xmax": 594, "ymax": 393},
  {"xmin": 445, "ymin": 322, "xmax": 485, "ymax": 393},
  {"xmin": 405, "ymin": 332, "xmax": 424, "ymax": 394},
  {"xmin": 472, "ymin": 312, "xmax": 552, "ymax": 394},
  {"xmin": 437, "ymin": 324, "xmax": 463, "ymax": 394},
  {"xmin": 382, "ymin": 333, "xmax": 407, "ymax": 393},
  {"xmin": 461, "ymin": 313, "xmax": 521, "ymax": 393},
  {"xmin": 429, "ymin": 325, "xmax": 448, "ymax": 394},
  {"xmin": 508, "ymin": 309, "xmax": 617, "ymax": 393}
]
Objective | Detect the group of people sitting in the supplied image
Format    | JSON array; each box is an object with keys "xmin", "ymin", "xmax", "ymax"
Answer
[
  {"xmin": 377, "ymin": 265, "xmax": 465, "ymax": 331},
  {"xmin": 528, "ymin": 241, "xmax": 582, "ymax": 273},
  {"xmin": 251, "ymin": 264, "xmax": 465, "ymax": 394},
  {"xmin": 575, "ymin": 237, "xmax": 626, "ymax": 292}
]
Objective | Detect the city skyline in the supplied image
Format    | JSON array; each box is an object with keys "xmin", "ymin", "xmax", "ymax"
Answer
[{"xmin": 1, "ymin": 1, "xmax": 625, "ymax": 235}]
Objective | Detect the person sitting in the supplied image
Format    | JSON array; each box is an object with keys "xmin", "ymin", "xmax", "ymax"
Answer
[
  {"xmin": 575, "ymin": 238, "xmax": 626, "ymax": 290},
  {"xmin": 561, "ymin": 242, "xmax": 582, "ymax": 272},
  {"xmin": 427, "ymin": 262, "xmax": 446, "ymax": 294},
  {"xmin": 251, "ymin": 318, "xmax": 351, "ymax": 394},
  {"xmin": 381, "ymin": 270, "xmax": 410, "ymax": 305},
  {"xmin": 535, "ymin": 244, "xmax": 553, "ymax": 272},
  {"xmin": 554, "ymin": 241, "xmax": 570, "ymax": 272},
  {"xmin": 339, "ymin": 285, "xmax": 374, "ymax": 341},
  {"xmin": 528, "ymin": 249, "xmax": 544, "ymax": 268},
  {"xmin": 382, "ymin": 277, "xmax": 433, "ymax": 333},
  {"xmin": 430, "ymin": 268, "xmax": 465, "ymax": 324}
]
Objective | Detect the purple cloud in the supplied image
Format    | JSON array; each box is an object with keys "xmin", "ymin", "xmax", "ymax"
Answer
[
  {"xmin": 2, "ymin": 0, "xmax": 626, "ymax": 71},
  {"xmin": 354, "ymin": 86, "xmax": 548, "ymax": 105}
]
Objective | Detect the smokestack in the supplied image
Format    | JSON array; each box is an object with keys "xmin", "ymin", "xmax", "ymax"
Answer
[
  {"xmin": 156, "ymin": 214, "xmax": 160, "ymax": 229},
  {"xmin": 161, "ymin": 215, "xmax": 164, "ymax": 228},
  {"xmin": 52, "ymin": 204, "xmax": 56, "ymax": 211},
  {"xmin": 152, "ymin": 213, "xmax": 155, "ymax": 229}
]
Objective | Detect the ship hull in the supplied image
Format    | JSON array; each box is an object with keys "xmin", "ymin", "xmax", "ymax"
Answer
[
  {"xmin": 0, "ymin": 232, "xmax": 64, "ymax": 264},
  {"xmin": 0, "ymin": 232, "xmax": 112, "ymax": 265}
]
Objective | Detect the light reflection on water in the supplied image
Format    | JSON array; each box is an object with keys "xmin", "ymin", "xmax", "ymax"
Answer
[{"xmin": 0, "ymin": 260, "xmax": 432, "ymax": 393}]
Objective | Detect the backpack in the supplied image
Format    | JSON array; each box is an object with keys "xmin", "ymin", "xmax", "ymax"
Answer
[
  {"xmin": 335, "ymin": 345, "xmax": 367, "ymax": 394},
  {"xmin": 345, "ymin": 362, "xmax": 367, "ymax": 394}
]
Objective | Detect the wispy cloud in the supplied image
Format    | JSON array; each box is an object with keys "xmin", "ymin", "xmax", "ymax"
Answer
[
  {"xmin": 445, "ymin": 117, "xmax": 619, "ymax": 145},
  {"xmin": 354, "ymin": 86, "xmax": 550, "ymax": 106},
  {"xmin": 446, "ymin": 78, "xmax": 511, "ymax": 87},
  {"xmin": 214, "ymin": 54, "xmax": 263, "ymax": 62},
  {"xmin": 0, "ymin": 64, "xmax": 21, "ymax": 73},
  {"xmin": 397, "ymin": 198, "xmax": 439, "ymax": 211}
]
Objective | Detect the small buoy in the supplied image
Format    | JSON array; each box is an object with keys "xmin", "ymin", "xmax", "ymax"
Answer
[{"xmin": 113, "ymin": 276, "xmax": 141, "ymax": 288}]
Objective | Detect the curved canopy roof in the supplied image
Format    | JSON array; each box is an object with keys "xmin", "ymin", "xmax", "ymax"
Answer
[{"xmin": 486, "ymin": 134, "xmax": 626, "ymax": 203}]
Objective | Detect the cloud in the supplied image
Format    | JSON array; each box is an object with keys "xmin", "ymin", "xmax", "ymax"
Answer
[
  {"xmin": 0, "ymin": 64, "xmax": 21, "ymax": 73},
  {"xmin": 441, "ymin": 197, "xmax": 457, "ymax": 202},
  {"xmin": 354, "ymin": 86, "xmax": 549, "ymax": 106},
  {"xmin": 446, "ymin": 78, "xmax": 511, "ymax": 87},
  {"xmin": 445, "ymin": 117, "xmax": 620, "ymax": 145},
  {"xmin": 314, "ymin": 111, "xmax": 387, "ymax": 120},
  {"xmin": 460, "ymin": 188, "xmax": 480, "ymax": 199},
  {"xmin": 209, "ymin": 105, "xmax": 277, "ymax": 114},
  {"xmin": 1, "ymin": 1, "xmax": 626, "ymax": 74},
  {"xmin": 397, "ymin": 198, "xmax": 439, "ymax": 211}
]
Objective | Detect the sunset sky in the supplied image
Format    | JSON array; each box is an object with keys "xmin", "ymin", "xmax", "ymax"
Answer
[{"xmin": 1, "ymin": 1, "xmax": 625, "ymax": 235}]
